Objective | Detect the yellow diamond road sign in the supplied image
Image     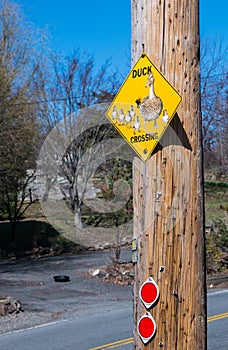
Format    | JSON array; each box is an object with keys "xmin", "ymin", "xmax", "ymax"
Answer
[{"xmin": 106, "ymin": 54, "xmax": 182, "ymax": 161}]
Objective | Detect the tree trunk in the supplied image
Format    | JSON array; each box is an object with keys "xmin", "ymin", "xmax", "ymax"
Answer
[
  {"xmin": 10, "ymin": 220, "xmax": 17, "ymax": 244},
  {"xmin": 74, "ymin": 207, "xmax": 83, "ymax": 230},
  {"xmin": 42, "ymin": 176, "xmax": 56, "ymax": 202}
]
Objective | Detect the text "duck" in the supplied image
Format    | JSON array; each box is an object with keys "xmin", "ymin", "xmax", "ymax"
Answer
[{"xmin": 132, "ymin": 65, "xmax": 152, "ymax": 79}]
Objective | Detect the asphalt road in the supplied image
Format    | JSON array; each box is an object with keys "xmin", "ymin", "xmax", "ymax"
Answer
[
  {"xmin": 0, "ymin": 250, "xmax": 227, "ymax": 349},
  {"xmin": 0, "ymin": 306, "xmax": 132, "ymax": 350},
  {"xmin": 0, "ymin": 249, "xmax": 133, "ymax": 320},
  {"xmin": 0, "ymin": 290, "xmax": 227, "ymax": 349},
  {"xmin": 207, "ymin": 289, "xmax": 228, "ymax": 350}
]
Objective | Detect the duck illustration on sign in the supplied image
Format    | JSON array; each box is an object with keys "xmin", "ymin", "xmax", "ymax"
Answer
[
  {"xmin": 136, "ymin": 72, "xmax": 163, "ymax": 131},
  {"xmin": 106, "ymin": 54, "xmax": 182, "ymax": 161}
]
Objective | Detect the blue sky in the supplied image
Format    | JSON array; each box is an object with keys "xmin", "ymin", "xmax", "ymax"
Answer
[{"xmin": 16, "ymin": 0, "xmax": 228, "ymax": 74}]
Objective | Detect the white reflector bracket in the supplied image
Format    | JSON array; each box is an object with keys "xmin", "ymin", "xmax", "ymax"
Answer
[
  {"xmin": 139, "ymin": 277, "xmax": 159, "ymax": 309},
  {"xmin": 137, "ymin": 312, "xmax": 156, "ymax": 344}
]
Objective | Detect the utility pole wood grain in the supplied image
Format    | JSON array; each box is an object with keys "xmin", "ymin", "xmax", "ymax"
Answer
[{"xmin": 132, "ymin": 1, "xmax": 207, "ymax": 349}]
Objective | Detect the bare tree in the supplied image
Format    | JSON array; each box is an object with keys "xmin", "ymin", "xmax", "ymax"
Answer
[
  {"xmin": 45, "ymin": 50, "xmax": 120, "ymax": 125},
  {"xmin": 37, "ymin": 51, "xmax": 122, "ymax": 229},
  {"xmin": 201, "ymin": 36, "xmax": 228, "ymax": 170},
  {"xmin": 59, "ymin": 110, "xmax": 116, "ymax": 229}
]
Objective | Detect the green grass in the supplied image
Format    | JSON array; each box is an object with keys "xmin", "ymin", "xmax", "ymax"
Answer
[{"xmin": 204, "ymin": 181, "xmax": 228, "ymax": 226}]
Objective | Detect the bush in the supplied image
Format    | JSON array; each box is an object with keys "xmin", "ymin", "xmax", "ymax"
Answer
[{"xmin": 206, "ymin": 219, "xmax": 228, "ymax": 274}]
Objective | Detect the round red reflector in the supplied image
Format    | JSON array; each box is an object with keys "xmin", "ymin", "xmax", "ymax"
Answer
[
  {"xmin": 141, "ymin": 282, "xmax": 158, "ymax": 304},
  {"xmin": 137, "ymin": 313, "xmax": 156, "ymax": 344},
  {"xmin": 139, "ymin": 277, "xmax": 159, "ymax": 309},
  {"xmin": 138, "ymin": 315, "xmax": 155, "ymax": 338}
]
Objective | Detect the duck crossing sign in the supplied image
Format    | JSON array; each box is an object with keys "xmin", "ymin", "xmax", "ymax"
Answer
[{"xmin": 106, "ymin": 54, "xmax": 182, "ymax": 161}]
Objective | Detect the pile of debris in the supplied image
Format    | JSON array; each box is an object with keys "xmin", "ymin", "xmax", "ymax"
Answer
[
  {"xmin": 89, "ymin": 262, "xmax": 134, "ymax": 286},
  {"xmin": 0, "ymin": 297, "xmax": 23, "ymax": 316}
]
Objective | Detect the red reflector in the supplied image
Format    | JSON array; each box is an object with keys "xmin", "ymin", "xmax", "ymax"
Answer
[
  {"xmin": 137, "ymin": 313, "xmax": 156, "ymax": 344},
  {"xmin": 138, "ymin": 316, "xmax": 155, "ymax": 338},
  {"xmin": 139, "ymin": 277, "xmax": 159, "ymax": 309},
  {"xmin": 141, "ymin": 282, "xmax": 157, "ymax": 304}
]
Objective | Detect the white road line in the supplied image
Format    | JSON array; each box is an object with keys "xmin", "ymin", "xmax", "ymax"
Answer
[
  {"xmin": 207, "ymin": 289, "xmax": 228, "ymax": 296},
  {"xmin": 0, "ymin": 319, "xmax": 69, "ymax": 336}
]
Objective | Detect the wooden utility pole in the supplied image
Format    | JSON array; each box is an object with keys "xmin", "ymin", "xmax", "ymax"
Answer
[{"xmin": 132, "ymin": 1, "xmax": 207, "ymax": 349}]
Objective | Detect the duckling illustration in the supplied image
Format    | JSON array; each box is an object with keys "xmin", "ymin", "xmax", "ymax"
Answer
[
  {"xmin": 162, "ymin": 109, "xmax": 169, "ymax": 124},
  {"xmin": 112, "ymin": 106, "xmax": 118, "ymax": 123},
  {"xmin": 136, "ymin": 72, "xmax": 163, "ymax": 132},
  {"xmin": 118, "ymin": 109, "xmax": 125, "ymax": 126},
  {"xmin": 125, "ymin": 110, "xmax": 132, "ymax": 127},
  {"xmin": 133, "ymin": 116, "xmax": 141, "ymax": 134},
  {"xmin": 130, "ymin": 105, "xmax": 136, "ymax": 120}
]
